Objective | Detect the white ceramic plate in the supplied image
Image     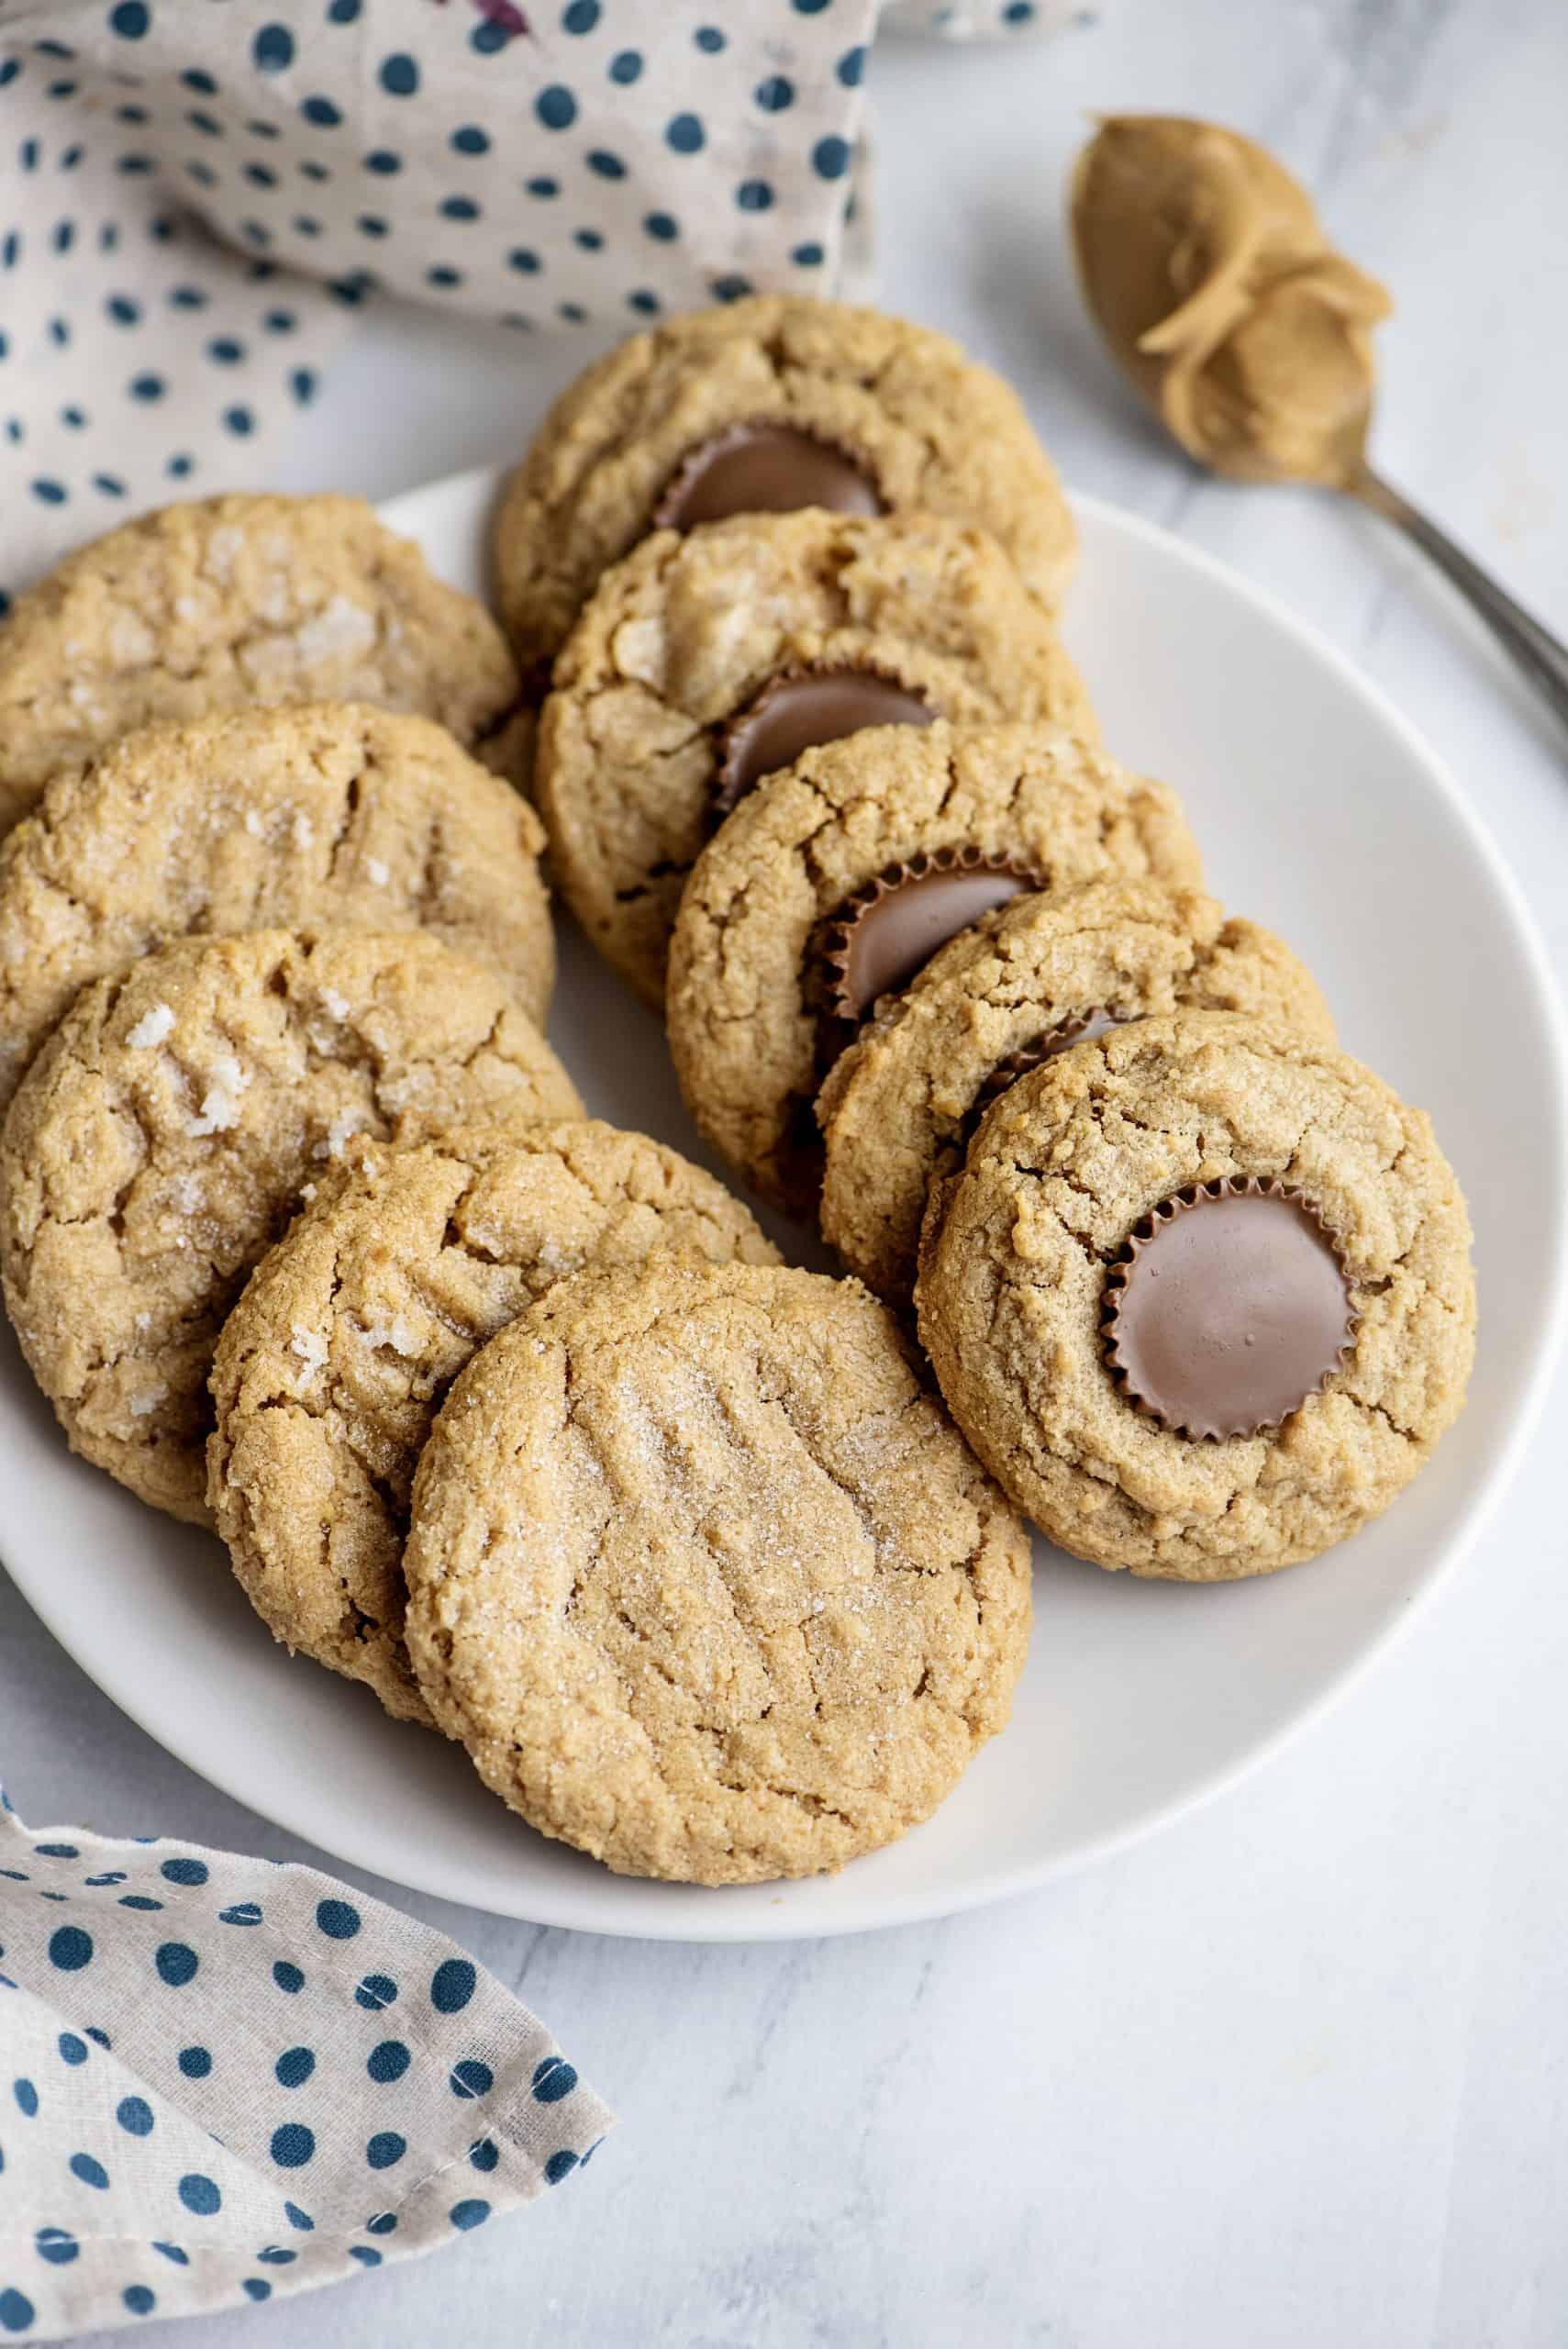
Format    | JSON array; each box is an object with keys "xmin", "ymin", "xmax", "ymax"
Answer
[{"xmin": 4, "ymin": 467, "xmax": 1563, "ymax": 1943}]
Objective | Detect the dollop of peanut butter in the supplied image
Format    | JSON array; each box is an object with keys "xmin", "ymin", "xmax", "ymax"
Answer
[{"xmin": 1070, "ymin": 116, "xmax": 1392, "ymax": 485}]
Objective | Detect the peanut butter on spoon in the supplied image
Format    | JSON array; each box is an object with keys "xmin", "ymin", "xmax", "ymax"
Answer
[
  {"xmin": 1070, "ymin": 115, "xmax": 1391, "ymax": 486},
  {"xmin": 1068, "ymin": 115, "xmax": 1568, "ymax": 730}
]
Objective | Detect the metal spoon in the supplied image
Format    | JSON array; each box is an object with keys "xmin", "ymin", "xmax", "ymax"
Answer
[{"xmin": 1337, "ymin": 449, "xmax": 1568, "ymax": 732}]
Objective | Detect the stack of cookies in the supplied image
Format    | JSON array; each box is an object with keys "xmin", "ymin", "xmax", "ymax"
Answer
[{"xmin": 0, "ymin": 293, "xmax": 1475, "ymax": 1893}]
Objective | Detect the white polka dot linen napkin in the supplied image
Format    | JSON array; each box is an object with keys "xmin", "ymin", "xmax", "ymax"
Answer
[
  {"xmin": 0, "ymin": 0, "xmax": 1079, "ymax": 601},
  {"xmin": 0, "ymin": 1788, "xmax": 612, "ymax": 2340}
]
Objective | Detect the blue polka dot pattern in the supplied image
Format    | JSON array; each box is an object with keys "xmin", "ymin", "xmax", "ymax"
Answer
[
  {"xmin": 35, "ymin": 2230, "xmax": 76, "ymax": 2266},
  {"xmin": 0, "ymin": 2293, "xmax": 35, "ymax": 2335},
  {"xmin": 450, "ymin": 2060, "xmax": 494, "ymax": 2100},
  {"xmin": 366, "ymin": 2131, "xmax": 406, "ymax": 2170},
  {"xmin": 533, "ymin": 2056, "xmax": 579, "ymax": 2103},
  {"xmin": 272, "ymin": 1962, "xmax": 305, "ymax": 1995},
  {"xmin": 367, "ymin": 2039, "xmax": 410, "ymax": 2084},
  {"xmin": 177, "ymin": 2175, "xmax": 220, "ymax": 2217},
  {"xmin": 450, "ymin": 2198, "xmax": 491, "ymax": 2231},
  {"xmin": 48, "ymin": 1928, "xmax": 91, "ymax": 1972},
  {"xmin": 160, "ymin": 1858, "xmax": 208, "ymax": 1887},
  {"xmin": 315, "ymin": 1900, "xmax": 360, "ymax": 1942},
  {"xmin": 274, "ymin": 2047, "xmax": 316, "ymax": 2089},
  {"xmin": 536, "ymin": 84, "xmax": 576, "ymax": 130},
  {"xmin": 176, "ymin": 2046, "xmax": 211, "ymax": 2080},
  {"xmin": 544, "ymin": 2148, "xmax": 581, "ymax": 2185},
  {"xmin": 430, "ymin": 1959, "xmax": 475, "ymax": 2014},
  {"xmin": 116, "ymin": 2098, "xmax": 154, "ymax": 2137},
  {"xmin": 69, "ymin": 2153, "xmax": 109, "ymax": 2189},
  {"xmin": 666, "ymin": 112, "xmax": 706, "ymax": 155},
  {"xmin": 251, "ymin": 24, "xmax": 295, "ymax": 72},
  {"xmin": 354, "ymin": 1974, "xmax": 397, "ymax": 2011},
  {"xmin": 57, "ymin": 2035, "xmax": 87, "ymax": 2067},
  {"xmin": 154, "ymin": 1942, "xmax": 198, "ymax": 1987},
  {"xmin": 124, "ymin": 2286, "xmax": 157, "ymax": 2317},
  {"xmin": 270, "ymin": 2123, "xmax": 315, "ymax": 2168}
]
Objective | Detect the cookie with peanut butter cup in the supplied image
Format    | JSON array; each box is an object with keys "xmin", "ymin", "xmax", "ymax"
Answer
[
  {"xmin": 536, "ymin": 509, "xmax": 1095, "ymax": 1004},
  {"xmin": 665, "ymin": 719, "xmax": 1203, "ymax": 1217},
  {"xmin": 915, "ymin": 1012, "xmax": 1475, "ymax": 1580},
  {"xmin": 493, "ymin": 295, "xmax": 1078, "ymax": 686},
  {"xmin": 817, "ymin": 878, "xmax": 1334, "ymax": 1308}
]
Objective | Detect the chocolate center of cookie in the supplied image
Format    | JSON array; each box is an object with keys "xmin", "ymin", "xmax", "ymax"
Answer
[
  {"xmin": 716, "ymin": 668, "xmax": 935, "ymax": 814},
  {"xmin": 652, "ymin": 422, "xmax": 885, "ymax": 531},
  {"xmin": 1102, "ymin": 1180, "xmax": 1354, "ymax": 1441},
  {"xmin": 830, "ymin": 857, "xmax": 1038, "ymax": 1026}
]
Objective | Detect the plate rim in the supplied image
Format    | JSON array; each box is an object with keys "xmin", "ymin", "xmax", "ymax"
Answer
[{"xmin": 4, "ymin": 470, "xmax": 1564, "ymax": 1943}]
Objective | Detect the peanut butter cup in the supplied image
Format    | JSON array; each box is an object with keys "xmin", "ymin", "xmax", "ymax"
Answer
[
  {"xmin": 715, "ymin": 666, "xmax": 934, "ymax": 817},
  {"xmin": 821, "ymin": 852, "xmax": 1042, "ymax": 1030},
  {"xmin": 1101, "ymin": 1176, "xmax": 1356, "ymax": 1441},
  {"xmin": 652, "ymin": 421, "xmax": 884, "ymax": 531}
]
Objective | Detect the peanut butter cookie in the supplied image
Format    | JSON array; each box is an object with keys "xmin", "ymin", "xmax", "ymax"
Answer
[
  {"xmin": 666, "ymin": 719, "xmax": 1203, "ymax": 1216},
  {"xmin": 0, "ymin": 931, "xmax": 582, "ymax": 1527},
  {"xmin": 208, "ymin": 1120, "xmax": 778, "ymax": 1726},
  {"xmin": 916, "ymin": 1013, "xmax": 1475, "ymax": 1579},
  {"xmin": 537, "ymin": 510, "xmax": 1096, "ymax": 1004},
  {"xmin": 404, "ymin": 1259, "xmax": 1033, "ymax": 1884},
  {"xmin": 0, "ymin": 493, "xmax": 519, "ymax": 833},
  {"xmin": 495, "ymin": 295, "xmax": 1077, "ymax": 680},
  {"xmin": 818, "ymin": 880, "xmax": 1333, "ymax": 1306},
  {"xmin": 0, "ymin": 702, "xmax": 554, "ymax": 1111}
]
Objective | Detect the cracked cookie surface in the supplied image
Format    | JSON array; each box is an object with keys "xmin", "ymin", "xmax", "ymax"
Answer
[
  {"xmin": 666, "ymin": 718, "xmax": 1203, "ymax": 1216},
  {"xmin": 494, "ymin": 295, "xmax": 1077, "ymax": 674},
  {"xmin": 818, "ymin": 879, "xmax": 1334, "ymax": 1307},
  {"xmin": 538, "ymin": 510, "xmax": 1097, "ymax": 1005},
  {"xmin": 0, "ymin": 930, "xmax": 582, "ymax": 1527},
  {"xmin": 404, "ymin": 1258, "xmax": 1033, "ymax": 1883},
  {"xmin": 916, "ymin": 1012, "xmax": 1475, "ymax": 1579},
  {"xmin": 0, "ymin": 702, "xmax": 555, "ymax": 1111},
  {"xmin": 207, "ymin": 1120, "xmax": 778, "ymax": 1726},
  {"xmin": 0, "ymin": 493, "xmax": 519, "ymax": 833}
]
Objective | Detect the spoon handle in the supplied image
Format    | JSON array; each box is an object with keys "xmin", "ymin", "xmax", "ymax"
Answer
[{"xmin": 1345, "ymin": 464, "xmax": 1568, "ymax": 733}]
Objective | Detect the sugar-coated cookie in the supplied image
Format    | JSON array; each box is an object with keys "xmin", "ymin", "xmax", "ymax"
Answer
[
  {"xmin": 0, "ymin": 931, "xmax": 581, "ymax": 1526},
  {"xmin": 0, "ymin": 702, "xmax": 554, "ymax": 1110},
  {"xmin": 208, "ymin": 1120, "xmax": 778, "ymax": 1725},
  {"xmin": 404, "ymin": 1259, "xmax": 1034, "ymax": 1884},
  {"xmin": 0, "ymin": 493, "xmax": 519, "ymax": 832}
]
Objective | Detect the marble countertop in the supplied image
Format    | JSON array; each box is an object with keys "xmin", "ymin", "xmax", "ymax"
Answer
[{"xmin": 6, "ymin": 1, "xmax": 1567, "ymax": 2341}]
